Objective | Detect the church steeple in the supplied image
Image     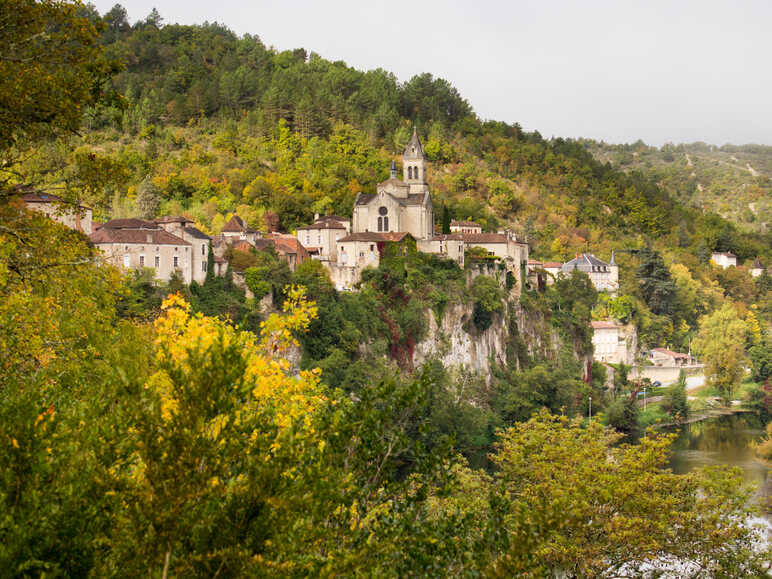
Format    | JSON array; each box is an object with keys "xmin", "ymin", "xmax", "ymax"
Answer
[
  {"xmin": 403, "ymin": 127, "xmax": 425, "ymax": 160},
  {"xmin": 402, "ymin": 127, "xmax": 427, "ymax": 186},
  {"xmin": 390, "ymin": 160, "xmax": 397, "ymax": 179}
]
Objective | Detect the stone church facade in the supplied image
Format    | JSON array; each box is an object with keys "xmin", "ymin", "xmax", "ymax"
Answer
[{"xmin": 351, "ymin": 130, "xmax": 434, "ymax": 241}]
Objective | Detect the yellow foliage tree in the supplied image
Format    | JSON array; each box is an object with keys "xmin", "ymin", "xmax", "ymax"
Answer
[{"xmin": 105, "ymin": 288, "xmax": 327, "ymax": 576}]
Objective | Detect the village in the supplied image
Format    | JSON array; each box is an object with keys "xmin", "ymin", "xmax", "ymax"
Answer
[{"xmin": 20, "ymin": 130, "xmax": 767, "ymax": 386}]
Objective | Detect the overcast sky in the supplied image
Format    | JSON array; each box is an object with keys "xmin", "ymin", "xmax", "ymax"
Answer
[{"xmin": 91, "ymin": 0, "xmax": 772, "ymax": 147}]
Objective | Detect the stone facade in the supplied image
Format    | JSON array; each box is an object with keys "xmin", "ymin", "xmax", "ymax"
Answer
[
  {"xmin": 156, "ymin": 216, "xmax": 211, "ymax": 284},
  {"xmin": 296, "ymin": 216, "xmax": 349, "ymax": 262},
  {"xmin": 590, "ymin": 320, "xmax": 636, "ymax": 365},
  {"xmin": 450, "ymin": 220, "xmax": 482, "ymax": 234},
  {"xmin": 23, "ymin": 192, "xmax": 93, "ymax": 235},
  {"xmin": 351, "ymin": 129, "xmax": 433, "ymax": 241},
  {"xmin": 91, "ymin": 219, "xmax": 195, "ymax": 283}
]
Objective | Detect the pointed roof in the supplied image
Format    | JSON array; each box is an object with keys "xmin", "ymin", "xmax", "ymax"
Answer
[
  {"xmin": 609, "ymin": 250, "xmax": 617, "ymax": 266},
  {"xmin": 403, "ymin": 128, "xmax": 425, "ymax": 160},
  {"xmin": 561, "ymin": 253, "xmax": 611, "ymax": 273},
  {"xmin": 222, "ymin": 215, "xmax": 247, "ymax": 232}
]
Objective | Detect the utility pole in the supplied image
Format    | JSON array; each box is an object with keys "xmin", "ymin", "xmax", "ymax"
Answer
[{"xmin": 589, "ymin": 395, "xmax": 592, "ymax": 421}]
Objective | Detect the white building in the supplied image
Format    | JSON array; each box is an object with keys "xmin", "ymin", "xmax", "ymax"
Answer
[
  {"xmin": 711, "ymin": 251, "xmax": 737, "ymax": 269},
  {"xmin": 750, "ymin": 258, "xmax": 765, "ymax": 278},
  {"xmin": 351, "ymin": 129, "xmax": 433, "ymax": 241},
  {"xmin": 591, "ymin": 320, "xmax": 635, "ymax": 365},
  {"xmin": 296, "ymin": 216, "xmax": 349, "ymax": 262},
  {"xmin": 450, "ymin": 220, "xmax": 482, "ymax": 234},
  {"xmin": 561, "ymin": 252, "xmax": 619, "ymax": 294}
]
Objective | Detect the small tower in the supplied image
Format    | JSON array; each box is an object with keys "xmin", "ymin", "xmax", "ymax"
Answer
[
  {"xmin": 609, "ymin": 250, "xmax": 619, "ymax": 294},
  {"xmin": 390, "ymin": 160, "xmax": 398, "ymax": 179},
  {"xmin": 402, "ymin": 127, "xmax": 427, "ymax": 192}
]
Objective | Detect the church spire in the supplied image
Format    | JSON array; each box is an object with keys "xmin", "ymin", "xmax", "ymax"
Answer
[
  {"xmin": 609, "ymin": 250, "xmax": 617, "ymax": 266},
  {"xmin": 403, "ymin": 127, "xmax": 425, "ymax": 159},
  {"xmin": 390, "ymin": 160, "xmax": 397, "ymax": 179}
]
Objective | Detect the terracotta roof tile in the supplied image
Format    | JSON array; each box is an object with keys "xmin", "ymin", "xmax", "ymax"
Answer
[
  {"xmin": 90, "ymin": 228, "xmax": 190, "ymax": 246},
  {"xmin": 338, "ymin": 232, "xmax": 413, "ymax": 243}
]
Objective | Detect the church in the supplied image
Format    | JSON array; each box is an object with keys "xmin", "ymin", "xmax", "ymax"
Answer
[
  {"xmin": 297, "ymin": 129, "xmax": 528, "ymax": 291},
  {"xmin": 351, "ymin": 129, "xmax": 434, "ymax": 240}
]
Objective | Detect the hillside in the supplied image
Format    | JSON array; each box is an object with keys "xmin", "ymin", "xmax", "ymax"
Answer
[
  {"xmin": 582, "ymin": 140, "xmax": 772, "ymax": 234},
  {"xmin": 15, "ymin": 8, "xmax": 771, "ymax": 266},
  {"xmin": 2, "ymin": 3, "xmax": 771, "ymax": 575}
]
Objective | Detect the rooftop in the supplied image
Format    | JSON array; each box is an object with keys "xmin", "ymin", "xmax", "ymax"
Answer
[
  {"xmin": 338, "ymin": 232, "xmax": 414, "ymax": 243},
  {"xmin": 101, "ymin": 218, "xmax": 158, "ymax": 230},
  {"xmin": 90, "ymin": 228, "xmax": 189, "ymax": 246}
]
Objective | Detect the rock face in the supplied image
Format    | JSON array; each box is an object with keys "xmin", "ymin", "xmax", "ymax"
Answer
[{"xmin": 413, "ymin": 301, "xmax": 509, "ymax": 378}]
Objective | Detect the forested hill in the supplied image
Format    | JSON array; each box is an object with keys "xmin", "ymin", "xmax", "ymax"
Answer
[
  {"xmin": 582, "ymin": 140, "xmax": 772, "ymax": 234},
  {"xmin": 20, "ymin": 4, "xmax": 771, "ymax": 267}
]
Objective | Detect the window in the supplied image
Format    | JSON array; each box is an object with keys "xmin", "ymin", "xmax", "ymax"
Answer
[
  {"xmin": 139, "ymin": 255, "xmax": 145, "ymax": 267},
  {"xmin": 408, "ymin": 166, "xmax": 413, "ymax": 179},
  {"xmin": 202, "ymin": 244, "xmax": 206, "ymax": 256},
  {"xmin": 123, "ymin": 254, "xmax": 130, "ymax": 267},
  {"xmin": 154, "ymin": 255, "xmax": 160, "ymax": 268},
  {"xmin": 370, "ymin": 244, "xmax": 375, "ymax": 251},
  {"xmin": 378, "ymin": 206, "xmax": 388, "ymax": 216},
  {"xmin": 202, "ymin": 262, "xmax": 207, "ymax": 272},
  {"xmin": 383, "ymin": 216, "xmax": 388, "ymax": 231},
  {"xmin": 377, "ymin": 216, "xmax": 383, "ymax": 232},
  {"xmin": 173, "ymin": 256, "xmax": 179, "ymax": 268}
]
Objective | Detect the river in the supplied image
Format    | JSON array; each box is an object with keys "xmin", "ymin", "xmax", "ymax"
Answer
[{"xmin": 666, "ymin": 413, "xmax": 771, "ymax": 517}]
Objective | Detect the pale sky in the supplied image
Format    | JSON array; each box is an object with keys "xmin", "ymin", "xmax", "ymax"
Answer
[{"xmin": 91, "ymin": 0, "xmax": 772, "ymax": 147}]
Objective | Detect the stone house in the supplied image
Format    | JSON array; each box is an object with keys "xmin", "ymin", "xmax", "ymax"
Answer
[
  {"xmin": 22, "ymin": 191, "xmax": 93, "ymax": 235},
  {"xmin": 155, "ymin": 216, "xmax": 212, "ymax": 284},
  {"xmin": 329, "ymin": 232, "xmax": 415, "ymax": 290},
  {"xmin": 711, "ymin": 251, "xmax": 737, "ymax": 269},
  {"xmin": 750, "ymin": 258, "xmax": 765, "ymax": 278},
  {"xmin": 91, "ymin": 219, "xmax": 194, "ymax": 283},
  {"xmin": 649, "ymin": 347, "xmax": 691, "ymax": 367},
  {"xmin": 450, "ymin": 220, "xmax": 482, "ymax": 234},
  {"xmin": 270, "ymin": 234, "xmax": 310, "ymax": 272},
  {"xmin": 526, "ymin": 259, "xmax": 563, "ymax": 288},
  {"xmin": 417, "ymin": 234, "xmax": 465, "ymax": 268},
  {"xmin": 561, "ymin": 252, "xmax": 619, "ymax": 294},
  {"xmin": 296, "ymin": 216, "xmax": 349, "ymax": 262},
  {"xmin": 221, "ymin": 215, "xmax": 262, "ymax": 245},
  {"xmin": 590, "ymin": 320, "xmax": 635, "ymax": 365}
]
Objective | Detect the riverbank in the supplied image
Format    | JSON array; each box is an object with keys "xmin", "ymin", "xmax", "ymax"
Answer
[{"xmin": 652, "ymin": 405, "xmax": 752, "ymax": 429}]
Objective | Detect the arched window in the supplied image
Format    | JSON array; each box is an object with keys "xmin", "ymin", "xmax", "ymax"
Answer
[
  {"xmin": 377, "ymin": 216, "xmax": 383, "ymax": 231},
  {"xmin": 408, "ymin": 166, "xmax": 413, "ymax": 179},
  {"xmin": 383, "ymin": 216, "xmax": 389, "ymax": 231},
  {"xmin": 415, "ymin": 167, "xmax": 420, "ymax": 180}
]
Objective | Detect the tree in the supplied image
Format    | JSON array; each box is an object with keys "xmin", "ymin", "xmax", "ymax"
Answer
[
  {"xmin": 482, "ymin": 411, "xmax": 769, "ymax": 576},
  {"xmin": 636, "ymin": 248, "xmax": 677, "ymax": 316},
  {"xmin": 0, "ymin": 0, "xmax": 119, "ymax": 173},
  {"xmin": 103, "ymin": 289, "xmax": 328, "ymax": 576},
  {"xmin": 135, "ymin": 175, "xmax": 161, "ymax": 219},
  {"xmin": 663, "ymin": 369, "xmax": 689, "ymax": 422},
  {"xmin": 693, "ymin": 302, "xmax": 749, "ymax": 404}
]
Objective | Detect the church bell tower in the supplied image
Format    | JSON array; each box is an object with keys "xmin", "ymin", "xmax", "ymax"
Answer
[{"xmin": 403, "ymin": 128, "xmax": 428, "ymax": 193}]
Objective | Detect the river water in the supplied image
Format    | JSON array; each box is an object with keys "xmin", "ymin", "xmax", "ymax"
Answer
[{"xmin": 666, "ymin": 413, "xmax": 771, "ymax": 516}]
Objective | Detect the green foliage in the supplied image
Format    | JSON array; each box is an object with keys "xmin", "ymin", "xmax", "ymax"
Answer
[
  {"xmin": 469, "ymin": 275, "xmax": 504, "ymax": 331},
  {"xmin": 663, "ymin": 370, "xmax": 689, "ymax": 422},
  {"xmin": 693, "ymin": 302, "xmax": 750, "ymax": 404},
  {"xmin": 606, "ymin": 395, "xmax": 640, "ymax": 435},
  {"xmin": 636, "ymin": 248, "xmax": 678, "ymax": 316}
]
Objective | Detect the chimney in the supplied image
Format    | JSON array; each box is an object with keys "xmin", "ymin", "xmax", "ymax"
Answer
[
  {"xmin": 314, "ymin": 213, "xmax": 319, "ymax": 221},
  {"xmin": 146, "ymin": 232, "xmax": 153, "ymax": 243}
]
